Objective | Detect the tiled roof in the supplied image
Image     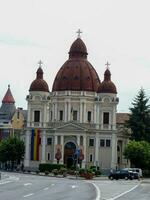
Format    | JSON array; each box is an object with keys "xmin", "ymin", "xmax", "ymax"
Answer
[{"xmin": 116, "ymin": 113, "xmax": 130, "ymax": 124}]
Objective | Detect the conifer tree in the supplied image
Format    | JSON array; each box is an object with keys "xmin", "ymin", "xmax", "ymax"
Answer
[{"xmin": 126, "ymin": 88, "xmax": 150, "ymax": 142}]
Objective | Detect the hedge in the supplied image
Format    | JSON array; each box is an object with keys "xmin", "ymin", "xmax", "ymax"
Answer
[{"xmin": 39, "ymin": 163, "xmax": 66, "ymax": 172}]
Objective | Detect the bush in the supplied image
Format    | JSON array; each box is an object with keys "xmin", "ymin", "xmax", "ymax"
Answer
[
  {"xmin": 143, "ymin": 170, "xmax": 150, "ymax": 177},
  {"xmin": 52, "ymin": 169, "xmax": 58, "ymax": 176},
  {"xmin": 39, "ymin": 163, "xmax": 66, "ymax": 172},
  {"xmin": 45, "ymin": 171, "xmax": 49, "ymax": 175},
  {"xmin": 95, "ymin": 170, "xmax": 101, "ymax": 176}
]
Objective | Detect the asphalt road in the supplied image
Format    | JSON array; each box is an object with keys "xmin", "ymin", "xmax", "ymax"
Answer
[
  {"xmin": 0, "ymin": 172, "xmax": 96, "ymax": 200},
  {"xmin": 0, "ymin": 172, "xmax": 149, "ymax": 200}
]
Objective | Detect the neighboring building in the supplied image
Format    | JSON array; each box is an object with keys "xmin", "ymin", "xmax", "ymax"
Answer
[
  {"xmin": 24, "ymin": 35, "xmax": 129, "ymax": 170},
  {"xmin": 0, "ymin": 85, "xmax": 27, "ymax": 140}
]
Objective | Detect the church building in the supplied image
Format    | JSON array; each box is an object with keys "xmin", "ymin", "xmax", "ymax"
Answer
[{"xmin": 24, "ymin": 32, "xmax": 129, "ymax": 170}]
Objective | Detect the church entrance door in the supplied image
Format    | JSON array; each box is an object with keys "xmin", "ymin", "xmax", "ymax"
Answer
[{"xmin": 64, "ymin": 142, "xmax": 76, "ymax": 168}]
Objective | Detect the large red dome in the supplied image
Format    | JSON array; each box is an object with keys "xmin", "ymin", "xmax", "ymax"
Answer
[
  {"xmin": 29, "ymin": 67, "xmax": 49, "ymax": 92},
  {"xmin": 52, "ymin": 38, "xmax": 101, "ymax": 92}
]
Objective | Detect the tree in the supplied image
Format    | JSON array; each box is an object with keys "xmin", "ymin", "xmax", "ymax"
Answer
[
  {"xmin": 0, "ymin": 137, "xmax": 25, "ymax": 169},
  {"xmin": 124, "ymin": 140, "xmax": 150, "ymax": 169},
  {"xmin": 126, "ymin": 88, "xmax": 150, "ymax": 142}
]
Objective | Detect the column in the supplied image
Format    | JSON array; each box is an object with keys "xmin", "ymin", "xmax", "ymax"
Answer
[
  {"xmin": 80, "ymin": 101, "xmax": 83, "ymax": 123},
  {"xmin": 64, "ymin": 101, "xmax": 67, "ymax": 122},
  {"xmin": 82, "ymin": 135, "xmax": 86, "ymax": 168},
  {"xmin": 68, "ymin": 101, "xmax": 71, "ymax": 121},
  {"xmin": 83, "ymin": 101, "xmax": 86, "ymax": 123},
  {"xmin": 55, "ymin": 102, "xmax": 57, "ymax": 121},
  {"xmin": 94, "ymin": 104, "xmax": 97, "ymax": 124},
  {"xmin": 54, "ymin": 135, "xmax": 58, "ymax": 163},
  {"xmin": 95, "ymin": 133, "xmax": 99, "ymax": 166},
  {"xmin": 112, "ymin": 106, "xmax": 116, "ymax": 130},
  {"xmin": 27, "ymin": 104, "xmax": 31, "ymax": 127},
  {"xmin": 24, "ymin": 130, "xmax": 31, "ymax": 167},
  {"xmin": 52, "ymin": 103, "xmax": 55, "ymax": 122},
  {"xmin": 60, "ymin": 135, "xmax": 64, "ymax": 164},
  {"xmin": 77, "ymin": 135, "xmax": 80, "ymax": 147},
  {"xmin": 111, "ymin": 132, "xmax": 117, "ymax": 169},
  {"xmin": 41, "ymin": 130, "xmax": 46, "ymax": 163}
]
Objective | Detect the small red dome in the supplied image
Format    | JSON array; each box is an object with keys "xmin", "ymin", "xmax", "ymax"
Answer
[
  {"xmin": 98, "ymin": 69, "xmax": 117, "ymax": 94},
  {"xmin": 29, "ymin": 67, "xmax": 49, "ymax": 92},
  {"xmin": 52, "ymin": 38, "xmax": 100, "ymax": 92}
]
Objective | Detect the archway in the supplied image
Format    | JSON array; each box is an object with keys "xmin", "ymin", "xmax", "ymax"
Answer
[{"xmin": 64, "ymin": 142, "xmax": 76, "ymax": 168}]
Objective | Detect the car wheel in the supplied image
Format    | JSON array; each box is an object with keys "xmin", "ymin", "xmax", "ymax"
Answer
[
  {"xmin": 125, "ymin": 176, "xmax": 128, "ymax": 180},
  {"xmin": 110, "ymin": 176, "xmax": 114, "ymax": 180}
]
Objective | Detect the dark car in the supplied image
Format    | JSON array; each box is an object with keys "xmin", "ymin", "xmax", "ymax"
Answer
[{"xmin": 108, "ymin": 169, "xmax": 135, "ymax": 180}]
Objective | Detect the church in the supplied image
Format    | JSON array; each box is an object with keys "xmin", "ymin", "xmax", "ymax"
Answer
[{"xmin": 24, "ymin": 32, "xmax": 129, "ymax": 171}]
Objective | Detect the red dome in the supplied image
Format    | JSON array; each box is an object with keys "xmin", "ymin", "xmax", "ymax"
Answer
[
  {"xmin": 98, "ymin": 69, "xmax": 117, "ymax": 94},
  {"xmin": 52, "ymin": 38, "xmax": 101, "ymax": 92},
  {"xmin": 29, "ymin": 67, "xmax": 49, "ymax": 92}
]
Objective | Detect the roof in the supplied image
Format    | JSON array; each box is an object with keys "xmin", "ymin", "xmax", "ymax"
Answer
[
  {"xmin": 116, "ymin": 113, "xmax": 130, "ymax": 124},
  {"xmin": 52, "ymin": 38, "xmax": 101, "ymax": 92},
  {"xmin": 2, "ymin": 85, "xmax": 15, "ymax": 104},
  {"xmin": 29, "ymin": 67, "xmax": 49, "ymax": 92}
]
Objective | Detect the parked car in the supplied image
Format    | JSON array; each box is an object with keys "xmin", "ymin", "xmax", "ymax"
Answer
[
  {"xmin": 108, "ymin": 169, "xmax": 135, "ymax": 180},
  {"xmin": 123, "ymin": 168, "xmax": 142, "ymax": 178}
]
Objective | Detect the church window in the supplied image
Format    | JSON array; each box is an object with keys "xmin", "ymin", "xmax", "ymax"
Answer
[
  {"xmin": 73, "ymin": 110, "xmax": 77, "ymax": 121},
  {"xmin": 59, "ymin": 110, "xmax": 63, "ymax": 121},
  {"xmin": 106, "ymin": 139, "xmax": 111, "ymax": 147},
  {"xmin": 87, "ymin": 111, "xmax": 91, "ymax": 122},
  {"xmin": 89, "ymin": 154, "xmax": 93, "ymax": 162},
  {"xmin": 103, "ymin": 112, "xmax": 109, "ymax": 124},
  {"xmin": 89, "ymin": 138, "xmax": 94, "ymax": 146},
  {"xmin": 34, "ymin": 111, "xmax": 40, "ymax": 122},
  {"xmin": 47, "ymin": 138, "xmax": 52, "ymax": 145},
  {"xmin": 100, "ymin": 139, "xmax": 105, "ymax": 147}
]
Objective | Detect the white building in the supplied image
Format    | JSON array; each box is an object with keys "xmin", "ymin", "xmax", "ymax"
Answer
[{"xmin": 24, "ymin": 35, "xmax": 129, "ymax": 170}]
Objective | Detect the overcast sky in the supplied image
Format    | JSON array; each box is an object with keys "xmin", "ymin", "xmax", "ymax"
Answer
[{"xmin": 0, "ymin": 0, "xmax": 150, "ymax": 112}]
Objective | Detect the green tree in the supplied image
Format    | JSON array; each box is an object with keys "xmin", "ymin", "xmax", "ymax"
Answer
[
  {"xmin": 126, "ymin": 88, "xmax": 150, "ymax": 142},
  {"xmin": 0, "ymin": 137, "xmax": 25, "ymax": 169},
  {"xmin": 124, "ymin": 140, "xmax": 150, "ymax": 169}
]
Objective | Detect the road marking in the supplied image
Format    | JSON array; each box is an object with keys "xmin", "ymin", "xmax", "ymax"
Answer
[
  {"xmin": 23, "ymin": 193, "xmax": 34, "ymax": 198},
  {"xmin": 24, "ymin": 183, "xmax": 32, "ymax": 186},
  {"xmin": 43, "ymin": 187, "xmax": 49, "ymax": 190},
  {"xmin": 0, "ymin": 180, "xmax": 13, "ymax": 185},
  {"xmin": 91, "ymin": 182, "xmax": 101, "ymax": 200},
  {"xmin": 107, "ymin": 184, "xmax": 140, "ymax": 200},
  {"xmin": 51, "ymin": 183, "xmax": 55, "ymax": 186},
  {"xmin": 71, "ymin": 185, "xmax": 78, "ymax": 188}
]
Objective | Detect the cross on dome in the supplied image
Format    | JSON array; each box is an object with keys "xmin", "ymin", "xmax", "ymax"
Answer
[
  {"xmin": 76, "ymin": 29, "xmax": 82, "ymax": 38},
  {"xmin": 105, "ymin": 61, "xmax": 110, "ymax": 69},
  {"xmin": 38, "ymin": 60, "xmax": 43, "ymax": 68}
]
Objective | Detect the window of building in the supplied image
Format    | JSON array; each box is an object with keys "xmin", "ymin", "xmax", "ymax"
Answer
[
  {"xmin": 103, "ymin": 112, "xmax": 109, "ymax": 124},
  {"xmin": 73, "ymin": 111, "xmax": 77, "ymax": 121},
  {"xmin": 50, "ymin": 111, "xmax": 52, "ymax": 121},
  {"xmin": 47, "ymin": 153, "xmax": 51, "ymax": 161},
  {"xmin": 100, "ymin": 139, "xmax": 105, "ymax": 147},
  {"xmin": 106, "ymin": 139, "xmax": 111, "ymax": 147},
  {"xmin": 59, "ymin": 110, "xmax": 63, "ymax": 121},
  {"xmin": 89, "ymin": 154, "xmax": 93, "ymax": 162},
  {"xmin": 34, "ymin": 111, "xmax": 40, "ymax": 122},
  {"xmin": 87, "ymin": 111, "xmax": 91, "ymax": 122},
  {"xmin": 47, "ymin": 138, "xmax": 52, "ymax": 145},
  {"xmin": 89, "ymin": 138, "xmax": 94, "ymax": 146}
]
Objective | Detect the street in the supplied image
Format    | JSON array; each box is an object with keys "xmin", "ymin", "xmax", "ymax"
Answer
[{"xmin": 0, "ymin": 172, "xmax": 149, "ymax": 200}]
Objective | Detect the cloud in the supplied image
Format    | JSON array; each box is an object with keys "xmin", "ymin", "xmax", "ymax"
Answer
[{"xmin": 0, "ymin": 32, "xmax": 45, "ymax": 48}]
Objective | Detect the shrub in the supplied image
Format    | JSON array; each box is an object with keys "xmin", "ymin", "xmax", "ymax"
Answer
[
  {"xmin": 52, "ymin": 169, "xmax": 58, "ymax": 176},
  {"xmin": 45, "ymin": 171, "xmax": 49, "ymax": 175},
  {"xmin": 39, "ymin": 163, "xmax": 66, "ymax": 172},
  {"xmin": 95, "ymin": 170, "xmax": 101, "ymax": 176}
]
